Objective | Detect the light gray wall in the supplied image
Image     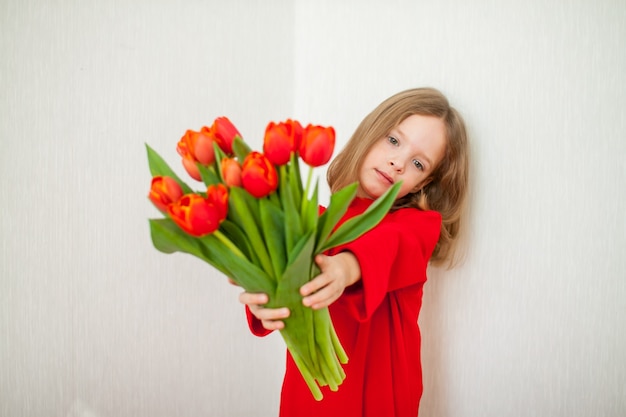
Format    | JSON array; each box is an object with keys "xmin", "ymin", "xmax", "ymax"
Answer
[{"xmin": 1, "ymin": 1, "xmax": 625, "ymax": 416}]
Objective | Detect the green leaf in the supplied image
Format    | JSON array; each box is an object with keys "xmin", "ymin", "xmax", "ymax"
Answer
[
  {"xmin": 315, "ymin": 183, "xmax": 358, "ymax": 252},
  {"xmin": 316, "ymin": 182, "xmax": 402, "ymax": 253},
  {"xmin": 279, "ymin": 165, "xmax": 303, "ymax": 251},
  {"xmin": 150, "ymin": 218, "xmax": 198, "ymax": 255},
  {"xmin": 289, "ymin": 153, "xmax": 303, "ymax": 207},
  {"xmin": 219, "ymin": 219, "xmax": 258, "ymax": 264},
  {"xmin": 228, "ymin": 187, "xmax": 275, "ymax": 279},
  {"xmin": 149, "ymin": 218, "xmax": 235, "ymax": 279},
  {"xmin": 271, "ymin": 232, "xmax": 320, "ymax": 380},
  {"xmin": 232, "ymin": 135, "xmax": 252, "ymax": 162},
  {"xmin": 198, "ymin": 233, "xmax": 275, "ymax": 294},
  {"xmin": 198, "ymin": 164, "xmax": 221, "ymax": 186},
  {"xmin": 260, "ymin": 198, "xmax": 287, "ymax": 277},
  {"xmin": 302, "ymin": 181, "xmax": 319, "ymax": 234},
  {"xmin": 146, "ymin": 144, "xmax": 194, "ymax": 194},
  {"xmin": 272, "ymin": 231, "xmax": 316, "ymax": 307}
]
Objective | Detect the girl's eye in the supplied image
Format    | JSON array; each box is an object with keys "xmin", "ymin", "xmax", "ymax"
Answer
[
  {"xmin": 412, "ymin": 159, "xmax": 424, "ymax": 171},
  {"xmin": 388, "ymin": 136, "xmax": 399, "ymax": 146}
]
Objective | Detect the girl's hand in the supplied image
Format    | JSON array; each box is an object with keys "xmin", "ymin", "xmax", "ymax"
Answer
[
  {"xmin": 238, "ymin": 292, "xmax": 290, "ymax": 331},
  {"xmin": 300, "ymin": 252, "xmax": 362, "ymax": 310}
]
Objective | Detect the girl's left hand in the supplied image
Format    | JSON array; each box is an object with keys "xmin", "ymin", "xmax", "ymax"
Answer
[{"xmin": 300, "ymin": 252, "xmax": 361, "ymax": 310}]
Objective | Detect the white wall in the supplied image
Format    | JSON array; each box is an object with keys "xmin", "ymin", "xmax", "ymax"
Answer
[{"xmin": 1, "ymin": 1, "xmax": 625, "ymax": 416}]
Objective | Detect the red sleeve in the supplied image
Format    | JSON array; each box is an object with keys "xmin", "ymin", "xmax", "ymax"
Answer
[
  {"xmin": 331, "ymin": 208, "xmax": 441, "ymax": 321},
  {"xmin": 245, "ymin": 306, "xmax": 273, "ymax": 337}
]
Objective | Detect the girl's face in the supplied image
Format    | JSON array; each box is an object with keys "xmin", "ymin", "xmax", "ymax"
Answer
[{"xmin": 357, "ymin": 114, "xmax": 447, "ymax": 200}]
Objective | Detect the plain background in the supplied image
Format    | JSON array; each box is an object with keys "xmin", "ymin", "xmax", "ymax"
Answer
[{"xmin": 1, "ymin": 0, "xmax": 625, "ymax": 416}]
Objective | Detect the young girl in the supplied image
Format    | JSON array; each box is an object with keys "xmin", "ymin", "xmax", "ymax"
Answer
[{"xmin": 240, "ymin": 87, "xmax": 469, "ymax": 417}]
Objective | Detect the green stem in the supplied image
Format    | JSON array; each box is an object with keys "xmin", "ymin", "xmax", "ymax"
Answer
[
  {"xmin": 304, "ymin": 165, "xmax": 313, "ymax": 201},
  {"xmin": 213, "ymin": 230, "xmax": 246, "ymax": 260},
  {"xmin": 329, "ymin": 315, "xmax": 348, "ymax": 365},
  {"xmin": 283, "ymin": 333, "xmax": 323, "ymax": 401}
]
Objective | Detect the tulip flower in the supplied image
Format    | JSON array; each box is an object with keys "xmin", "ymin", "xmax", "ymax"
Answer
[
  {"xmin": 263, "ymin": 119, "xmax": 303, "ymax": 166},
  {"xmin": 241, "ymin": 151, "xmax": 278, "ymax": 198},
  {"xmin": 210, "ymin": 117, "xmax": 241, "ymax": 155},
  {"xmin": 168, "ymin": 193, "xmax": 227, "ymax": 237},
  {"xmin": 300, "ymin": 124, "xmax": 335, "ymax": 167},
  {"xmin": 181, "ymin": 157, "xmax": 202, "ymax": 181},
  {"xmin": 149, "ymin": 176, "xmax": 184, "ymax": 212},
  {"xmin": 221, "ymin": 157, "xmax": 243, "ymax": 187},
  {"xmin": 206, "ymin": 183, "xmax": 229, "ymax": 221},
  {"xmin": 177, "ymin": 129, "xmax": 215, "ymax": 181}
]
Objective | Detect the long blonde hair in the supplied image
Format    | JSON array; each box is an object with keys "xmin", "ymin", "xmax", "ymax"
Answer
[{"xmin": 327, "ymin": 87, "xmax": 470, "ymax": 267}]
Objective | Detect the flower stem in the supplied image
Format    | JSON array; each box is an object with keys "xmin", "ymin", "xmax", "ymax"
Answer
[
  {"xmin": 304, "ymin": 165, "xmax": 313, "ymax": 200},
  {"xmin": 213, "ymin": 230, "xmax": 246, "ymax": 260}
]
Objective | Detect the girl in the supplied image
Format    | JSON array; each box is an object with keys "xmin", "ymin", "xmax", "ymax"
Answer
[{"xmin": 241, "ymin": 87, "xmax": 469, "ymax": 417}]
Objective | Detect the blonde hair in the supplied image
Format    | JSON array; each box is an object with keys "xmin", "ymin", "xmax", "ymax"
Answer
[{"xmin": 327, "ymin": 87, "xmax": 470, "ymax": 267}]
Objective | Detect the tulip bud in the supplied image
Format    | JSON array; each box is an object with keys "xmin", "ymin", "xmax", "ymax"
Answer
[
  {"xmin": 211, "ymin": 117, "xmax": 241, "ymax": 155},
  {"xmin": 167, "ymin": 193, "xmax": 225, "ymax": 237},
  {"xmin": 221, "ymin": 157, "xmax": 243, "ymax": 187},
  {"xmin": 241, "ymin": 151, "xmax": 278, "ymax": 198},
  {"xmin": 177, "ymin": 129, "xmax": 216, "ymax": 180},
  {"xmin": 263, "ymin": 119, "xmax": 303, "ymax": 166},
  {"xmin": 181, "ymin": 156, "xmax": 202, "ymax": 181},
  {"xmin": 149, "ymin": 176, "xmax": 184, "ymax": 212},
  {"xmin": 299, "ymin": 124, "xmax": 335, "ymax": 167}
]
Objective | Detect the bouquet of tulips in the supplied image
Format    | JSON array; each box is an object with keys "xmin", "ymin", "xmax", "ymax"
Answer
[{"xmin": 146, "ymin": 117, "xmax": 400, "ymax": 400}]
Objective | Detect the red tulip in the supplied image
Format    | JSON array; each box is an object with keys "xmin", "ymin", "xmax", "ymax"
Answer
[
  {"xmin": 299, "ymin": 124, "xmax": 335, "ymax": 167},
  {"xmin": 167, "ymin": 192, "xmax": 228, "ymax": 237},
  {"xmin": 241, "ymin": 151, "xmax": 278, "ymax": 198},
  {"xmin": 149, "ymin": 176, "xmax": 184, "ymax": 212},
  {"xmin": 221, "ymin": 157, "xmax": 242, "ymax": 187},
  {"xmin": 177, "ymin": 129, "xmax": 215, "ymax": 181},
  {"xmin": 210, "ymin": 117, "xmax": 241, "ymax": 155},
  {"xmin": 263, "ymin": 119, "xmax": 303, "ymax": 166},
  {"xmin": 206, "ymin": 183, "xmax": 229, "ymax": 221}
]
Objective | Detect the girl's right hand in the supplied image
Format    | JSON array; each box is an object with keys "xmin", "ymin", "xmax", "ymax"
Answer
[{"xmin": 238, "ymin": 292, "xmax": 290, "ymax": 331}]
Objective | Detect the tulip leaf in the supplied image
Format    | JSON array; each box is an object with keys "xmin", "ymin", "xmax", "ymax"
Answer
[
  {"xmin": 219, "ymin": 219, "xmax": 259, "ymax": 265},
  {"xmin": 146, "ymin": 144, "xmax": 194, "ymax": 194},
  {"xmin": 198, "ymin": 233, "xmax": 275, "ymax": 295},
  {"xmin": 212, "ymin": 142, "xmax": 228, "ymax": 182},
  {"xmin": 150, "ymin": 218, "xmax": 199, "ymax": 255},
  {"xmin": 149, "ymin": 218, "xmax": 235, "ymax": 279},
  {"xmin": 149, "ymin": 218, "xmax": 274, "ymax": 294},
  {"xmin": 317, "ymin": 182, "xmax": 401, "ymax": 254},
  {"xmin": 260, "ymin": 198, "xmax": 287, "ymax": 277},
  {"xmin": 273, "ymin": 231, "xmax": 316, "ymax": 307},
  {"xmin": 279, "ymin": 165, "xmax": 303, "ymax": 251},
  {"xmin": 198, "ymin": 164, "xmax": 221, "ymax": 186},
  {"xmin": 302, "ymin": 181, "xmax": 319, "ymax": 234},
  {"xmin": 315, "ymin": 182, "xmax": 358, "ymax": 253},
  {"xmin": 232, "ymin": 136, "xmax": 252, "ymax": 162},
  {"xmin": 289, "ymin": 153, "xmax": 303, "ymax": 207},
  {"xmin": 228, "ymin": 187, "xmax": 275, "ymax": 279}
]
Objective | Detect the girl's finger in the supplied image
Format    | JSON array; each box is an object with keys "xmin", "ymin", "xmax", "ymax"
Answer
[
  {"xmin": 300, "ymin": 272, "xmax": 332, "ymax": 297},
  {"xmin": 302, "ymin": 283, "xmax": 341, "ymax": 309},
  {"xmin": 239, "ymin": 292, "xmax": 269, "ymax": 306}
]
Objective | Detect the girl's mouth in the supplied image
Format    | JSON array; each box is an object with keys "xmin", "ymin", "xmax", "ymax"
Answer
[{"xmin": 375, "ymin": 169, "xmax": 394, "ymax": 184}]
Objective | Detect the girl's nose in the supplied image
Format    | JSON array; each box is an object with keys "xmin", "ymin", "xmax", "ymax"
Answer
[{"xmin": 389, "ymin": 160, "xmax": 403, "ymax": 172}]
